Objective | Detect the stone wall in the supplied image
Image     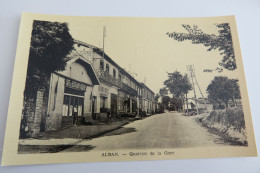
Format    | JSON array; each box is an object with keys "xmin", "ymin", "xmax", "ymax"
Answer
[
  {"xmin": 22, "ymin": 88, "xmax": 48, "ymax": 138},
  {"xmin": 21, "ymin": 98, "xmax": 35, "ymax": 138},
  {"xmin": 31, "ymin": 89, "xmax": 45, "ymax": 137}
]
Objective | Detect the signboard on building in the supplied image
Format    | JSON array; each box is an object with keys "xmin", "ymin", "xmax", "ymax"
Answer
[
  {"xmin": 99, "ymin": 86, "xmax": 109, "ymax": 97},
  {"xmin": 65, "ymin": 78, "xmax": 87, "ymax": 91}
]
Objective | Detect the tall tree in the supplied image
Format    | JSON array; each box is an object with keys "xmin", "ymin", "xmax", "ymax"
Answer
[
  {"xmin": 161, "ymin": 96, "xmax": 171, "ymax": 110},
  {"xmin": 159, "ymin": 87, "xmax": 168, "ymax": 96},
  {"xmin": 154, "ymin": 94, "xmax": 160, "ymax": 102},
  {"xmin": 157, "ymin": 87, "xmax": 169, "ymax": 110},
  {"xmin": 163, "ymin": 71, "xmax": 192, "ymax": 114},
  {"xmin": 25, "ymin": 20, "xmax": 74, "ymax": 99},
  {"xmin": 226, "ymin": 78, "xmax": 241, "ymax": 106},
  {"xmin": 164, "ymin": 71, "xmax": 183, "ymax": 98},
  {"xmin": 182, "ymin": 74, "xmax": 192, "ymax": 113},
  {"xmin": 169, "ymin": 97, "xmax": 183, "ymax": 111},
  {"xmin": 166, "ymin": 23, "xmax": 236, "ymax": 71},
  {"xmin": 207, "ymin": 76, "xmax": 241, "ymax": 109}
]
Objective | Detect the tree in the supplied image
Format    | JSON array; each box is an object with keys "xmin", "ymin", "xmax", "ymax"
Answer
[
  {"xmin": 156, "ymin": 87, "xmax": 169, "ymax": 110},
  {"xmin": 25, "ymin": 20, "xmax": 74, "ymax": 98},
  {"xmin": 159, "ymin": 87, "xmax": 168, "ymax": 96},
  {"xmin": 226, "ymin": 78, "xmax": 241, "ymax": 106},
  {"xmin": 163, "ymin": 71, "xmax": 192, "ymax": 114},
  {"xmin": 169, "ymin": 97, "xmax": 183, "ymax": 111},
  {"xmin": 206, "ymin": 76, "xmax": 241, "ymax": 109},
  {"xmin": 154, "ymin": 94, "xmax": 160, "ymax": 102},
  {"xmin": 161, "ymin": 96, "xmax": 171, "ymax": 110},
  {"xmin": 182, "ymin": 74, "xmax": 192, "ymax": 113},
  {"xmin": 166, "ymin": 23, "xmax": 236, "ymax": 71},
  {"xmin": 164, "ymin": 71, "xmax": 183, "ymax": 97}
]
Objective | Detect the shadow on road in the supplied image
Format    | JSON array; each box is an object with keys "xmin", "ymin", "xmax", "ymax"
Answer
[
  {"xmin": 17, "ymin": 127, "xmax": 137, "ymax": 154},
  {"xmin": 18, "ymin": 144, "xmax": 96, "ymax": 153},
  {"xmin": 61, "ymin": 145, "xmax": 96, "ymax": 153},
  {"xmin": 99, "ymin": 127, "xmax": 137, "ymax": 137}
]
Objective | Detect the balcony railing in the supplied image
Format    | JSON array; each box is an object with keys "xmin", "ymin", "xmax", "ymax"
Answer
[{"xmin": 95, "ymin": 69, "xmax": 138, "ymax": 96}]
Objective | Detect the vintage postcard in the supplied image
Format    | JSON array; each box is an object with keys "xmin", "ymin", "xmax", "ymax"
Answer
[{"xmin": 1, "ymin": 13, "xmax": 257, "ymax": 166}]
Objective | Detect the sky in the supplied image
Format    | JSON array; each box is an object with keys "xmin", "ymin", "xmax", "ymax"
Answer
[{"xmin": 65, "ymin": 17, "xmax": 240, "ymax": 98}]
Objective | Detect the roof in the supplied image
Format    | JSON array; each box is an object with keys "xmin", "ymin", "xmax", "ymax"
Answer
[
  {"xmin": 188, "ymin": 97, "xmax": 210, "ymax": 104},
  {"xmin": 140, "ymin": 82, "xmax": 154, "ymax": 94}
]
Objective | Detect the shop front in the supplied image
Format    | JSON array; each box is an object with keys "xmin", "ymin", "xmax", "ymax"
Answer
[
  {"xmin": 95, "ymin": 84, "xmax": 110, "ymax": 120},
  {"xmin": 45, "ymin": 57, "xmax": 100, "ymax": 131},
  {"xmin": 118, "ymin": 90, "xmax": 137, "ymax": 116},
  {"xmin": 62, "ymin": 78, "xmax": 87, "ymax": 127}
]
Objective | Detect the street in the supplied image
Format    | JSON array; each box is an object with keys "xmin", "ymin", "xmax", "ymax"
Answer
[{"xmin": 62, "ymin": 112, "xmax": 228, "ymax": 152}]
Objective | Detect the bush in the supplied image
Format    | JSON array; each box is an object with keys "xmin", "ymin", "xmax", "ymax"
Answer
[
  {"xmin": 205, "ymin": 107, "xmax": 245, "ymax": 132},
  {"xmin": 226, "ymin": 107, "xmax": 245, "ymax": 131},
  {"xmin": 201, "ymin": 107, "xmax": 247, "ymax": 145}
]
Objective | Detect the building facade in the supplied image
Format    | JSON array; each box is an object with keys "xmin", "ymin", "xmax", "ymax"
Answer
[
  {"xmin": 74, "ymin": 40, "xmax": 155, "ymax": 120},
  {"xmin": 140, "ymin": 83, "xmax": 155, "ymax": 114},
  {"xmin": 46, "ymin": 56, "xmax": 100, "ymax": 130},
  {"xmin": 22, "ymin": 46, "xmax": 100, "ymax": 137},
  {"xmin": 22, "ymin": 39, "xmax": 156, "ymax": 138}
]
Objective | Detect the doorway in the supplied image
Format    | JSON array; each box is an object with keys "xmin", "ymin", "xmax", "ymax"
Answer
[
  {"xmin": 111, "ymin": 93, "xmax": 118, "ymax": 116},
  {"xmin": 62, "ymin": 95, "xmax": 84, "ymax": 127}
]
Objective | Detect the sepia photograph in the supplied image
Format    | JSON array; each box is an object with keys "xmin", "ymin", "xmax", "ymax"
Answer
[{"xmin": 1, "ymin": 13, "xmax": 257, "ymax": 165}]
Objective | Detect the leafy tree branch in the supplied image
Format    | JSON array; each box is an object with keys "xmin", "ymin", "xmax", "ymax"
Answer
[
  {"xmin": 166, "ymin": 23, "xmax": 236, "ymax": 71},
  {"xmin": 25, "ymin": 20, "xmax": 74, "ymax": 99}
]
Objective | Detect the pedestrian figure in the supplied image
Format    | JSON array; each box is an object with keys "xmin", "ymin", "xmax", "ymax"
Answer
[
  {"xmin": 73, "ymin": 105, "xmax": 78, "ymax": 127},
  {"xmin": 107, "ymin": 109, "xmax": 111, "ymax": 125}
]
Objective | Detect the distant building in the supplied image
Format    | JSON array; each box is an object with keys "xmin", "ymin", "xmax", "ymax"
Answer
[
  {"xmin": 187, "ymin": 98, "xmax": 213, "ymax": 112},
  {"xmin": 140, "ymin": 83, "xmax": 155, "ymax": 114}
]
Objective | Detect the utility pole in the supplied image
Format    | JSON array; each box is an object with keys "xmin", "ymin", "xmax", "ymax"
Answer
[
  {"xmin": 187, "ymin": 65, "xmax": 199, "ymax": 115},
  {"xmin": 103, "ymin": 25, "xmax": 107, "ymax": 59},
  {"xmin": 193, "ymin": 71, "xmax": 208, "ymax": 112}
]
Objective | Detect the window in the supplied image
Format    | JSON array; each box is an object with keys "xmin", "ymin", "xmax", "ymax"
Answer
[
  {"xmin": 63, "ymin": 95, "xmax": 70, "ymax": 116},
  {"xmin": 105, "ymin": 64, "xmax": 110, "ymax": 73},
  {"xmin": 119, "ymin": 74, "xmax": 122, "ymax": 81},
  {"xmin": 100, "ymin": 97, "xmax": 106, "ymax": 108},
  {"xmin": 100, "ymin": 60, "xmax": 104, "ymax": 71},
  {"xmin": 113, "ymin": 69, "xmax": 116, "ymax": 78},
  {"xmin": 63, "ymin": 95, "xmax": 84, "ymax": 117}
]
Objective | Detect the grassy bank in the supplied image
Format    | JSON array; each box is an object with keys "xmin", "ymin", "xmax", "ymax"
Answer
[{"xmin": 199, "ymin": 107, "xmax": 247, "ymax": 146}]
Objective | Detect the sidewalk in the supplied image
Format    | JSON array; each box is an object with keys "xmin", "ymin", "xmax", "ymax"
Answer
[{"xmin": 18, "ymin": 118, "xmax": 133, "ymax": 153}]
